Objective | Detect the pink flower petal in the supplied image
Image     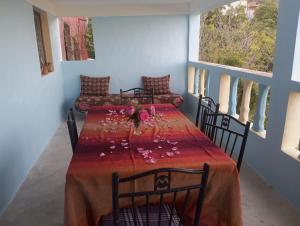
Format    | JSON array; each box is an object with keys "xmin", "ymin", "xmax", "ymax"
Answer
[
  {"xmin": 166, "ymin": 152, "xmax": 174, "ymax": 157},
  {"xmin": 145, "ymin": 158, "xmax": 157, "ymax": 164},
  {"xmin": 110, "ymin": 145, "xmax": 116, "ymax": 149},
  {"xmin": 172, "ymin": 147, "xmax": 178, "ymax": 151},
  {"xmin": 99, "ymin": 153, "xmax": 106, "ymax": 157},
  {"xmin": 137, "ymin": 147, "xmax": 144, "ymax": 151}
]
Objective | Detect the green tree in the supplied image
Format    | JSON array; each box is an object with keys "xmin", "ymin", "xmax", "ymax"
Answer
[
  {"xmin": 86, "ymin": 18, "xmax": 95, "ymax": 59},
  {"xmin": 200, "ymin": 0, "xmax": 278, "ymax": 124}
]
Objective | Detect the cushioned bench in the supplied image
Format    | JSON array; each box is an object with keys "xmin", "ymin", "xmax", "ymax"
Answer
[
  {"xmin": 75, "ymin": 93, "xmax": 183, "ymax": 112},
  {"xmin": 74, "ymin": 74, "xmax": 183, "ymax": 113}
]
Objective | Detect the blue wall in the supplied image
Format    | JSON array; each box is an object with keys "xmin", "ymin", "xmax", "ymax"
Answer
[
  {"xmin": 62, "ymin": 16, "xmax": 188, "ymax": 108},
  {"xmin": 0, "ymin": 0, "xmax": 64, "ymax": 215}
]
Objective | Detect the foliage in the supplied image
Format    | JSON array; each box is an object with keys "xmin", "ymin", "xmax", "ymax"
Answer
[
  {"xmin": 86, "ymin": 18, "xmax": 95, "ymax": 59},
  {"xmin": 200, "ymin": 0, "xmax": 278, "ymax": 124},
  {"xmin": 200, "ymin": 0, "xmax": 278, "ymax": 72}
]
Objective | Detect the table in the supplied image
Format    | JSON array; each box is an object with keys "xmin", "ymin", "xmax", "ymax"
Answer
[{"xmin": 65, "ymin": 104, "xmax": 242, "ymax": 226}]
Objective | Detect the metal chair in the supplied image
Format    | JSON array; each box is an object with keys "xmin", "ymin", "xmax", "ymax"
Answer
[
  {"xmin": 67, "ymin": 108, "xmax": 78, "ymax": 152},
  {"xmin": 195, "ymin": 95, "xmax": 220, "ymax": 130},
  {"xmin": 120, "ymin": 88, "xmax": 154, "ymax": 105},
  {"xmin": 101, "ymin": 164, "xmax": 210, "ymax": 226},
  {"xmin": 201, "ymin": 111, "xmax": 250, "ymax": 172}
]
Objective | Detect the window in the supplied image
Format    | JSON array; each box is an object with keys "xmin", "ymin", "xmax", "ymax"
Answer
[
  {"xmin": 33, "ymin": 7, "xmax": 54, "ymax": 76},
  {"xmin": 59, "ymin": 17, "xmax": 95, "ymax": 61}
]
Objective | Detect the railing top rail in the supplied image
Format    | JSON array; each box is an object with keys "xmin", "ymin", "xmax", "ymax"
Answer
[{"xmin": 189, "ymin": 61, "xmax": 272, "ymax": 85}]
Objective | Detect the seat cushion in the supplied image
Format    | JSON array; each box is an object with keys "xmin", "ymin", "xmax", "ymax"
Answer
[
  {"xmin": 75, "ymin": 94, "xmax": 184, "ymax": 113},
  {"xmin": 142, "ymin": 75, "xmax": 171, "ymax": 95},
  {"xmin": 154, "ymin": 94, "xmax": 183, "ymax": 108},
  {"xmin": 101, "ymin": 204, "xmax": 181, "ymax": 226},
  {"xmin": 80, "ymin": 75, "xmax": 110, "ymax": 96},
  {"xmin": 75, "ymin": 94, "xmax": 121, "ymax": 112}
]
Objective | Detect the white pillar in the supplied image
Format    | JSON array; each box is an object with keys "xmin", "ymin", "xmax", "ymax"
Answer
[{"xmin": 239, "ymin": 80, "xmax": 253, "ymax": 123}]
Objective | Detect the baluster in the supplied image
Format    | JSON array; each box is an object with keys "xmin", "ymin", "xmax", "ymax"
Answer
[
  {"xmin": 205, "ymin": 70, "xmax": 211, "ymax": 97},
  {"xmin": 228, "ymin": 77, "xmax": 239, "ymax": 116},
  {"xmin": 199, "ymin": 69, "xmax": 206, "ymax": 96},
  {"xmin": 193, "ymin": 67, "xmax": 200, "ymax": 95},
  {"xmin": 253, "ymin": 84, "xmax": 270, "ymax": 132},
  {"xmin": 239, "ymin": 80, "xmax": 253, "ymax": 123}
]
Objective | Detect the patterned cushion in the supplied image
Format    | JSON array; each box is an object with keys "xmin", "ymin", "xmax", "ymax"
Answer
[
  {"xmin": 80, "ymin": 75, "xmax": 110, "ymax": 96},
  {"xmin": 75, "ymin": 94, "xmax": 183, "ymax": 113},
  {"xmin": 101, "ymin": 204, "xmax": 181, "ymax": 226},
  {"xmin": 75, "ymin": 94, "xmax": 121, "ymax": 112},
  {"xmin": 142, "ymin": 75, "xmax": 171, "ymax": 95}
]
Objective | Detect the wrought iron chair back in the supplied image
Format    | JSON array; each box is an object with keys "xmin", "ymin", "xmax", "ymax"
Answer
[
  {"xmin": 120, "ymin": 88, "xmax": 154, "ymax": 105},
  {"xmin": 195, "ymin": 95, "xmax": 219, "ymax": 130},
  {"xmin": 111, "ymin": 164, "xmax": 210, "ymax": 226},
  {"xmin": 67, "ymin": 108, "xmax": 78, "ymax": 152},
  {"xmin": 201, "ymin": 111, "xmax": 250, "ymax": 172}
]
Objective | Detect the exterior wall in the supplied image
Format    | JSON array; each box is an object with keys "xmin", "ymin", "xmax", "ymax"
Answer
[
  {"xmin": 0, "ymin": 0, "xmax": 64, "ymax": 215},
  {"xmin": 62, "ymin": 15, "xmax": 188, "ymax": 108},
  {"xmin": 59, "ymin": 17, "xmax": 89, "ymax": 61}
]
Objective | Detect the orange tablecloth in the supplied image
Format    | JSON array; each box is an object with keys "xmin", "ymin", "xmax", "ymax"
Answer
[{"xmin": 65, "ymin": 104, "xmax": 242, "ymax": 226}]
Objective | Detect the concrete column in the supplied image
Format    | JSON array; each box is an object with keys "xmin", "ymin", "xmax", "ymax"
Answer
[
  {"xmin": 199, "ymin": 69, "xmax": 206, "ymax": 96},
  {"xmin": 205, "ymin": 70, "xmax": 211, "ymax": 97},
  {"xmin": 228, "ymin": 77, "xmax": 239, "ymax": 116},
  {"xmin": 239, "ymin": 80, "xmax": 253, "ymax": 123},
  {"xmin": 253, "ymin": 84, "xmax": 270, "ymax": 132},
  {"xmin": 219, "ymin": 74, "xmax": 230, "ymax": 113},
  {"xmin": 193, "ymin": 67, "xmax": 200, "ymax": 95}
]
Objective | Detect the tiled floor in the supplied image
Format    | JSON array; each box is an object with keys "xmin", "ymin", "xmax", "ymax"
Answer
[{"xmin": 0, "ymin": 119, "xmax": 299, "ymax": 226}]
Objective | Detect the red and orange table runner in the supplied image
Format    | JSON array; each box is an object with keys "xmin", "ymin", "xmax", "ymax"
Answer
[{"xmin": 65, "ymin": 104, "xmax": 242, "ymax": 226}]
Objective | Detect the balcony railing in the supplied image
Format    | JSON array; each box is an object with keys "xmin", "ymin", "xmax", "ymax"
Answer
[{"xmin": 188, "ymin": 61, "xmax": 272, "ymax": 137}]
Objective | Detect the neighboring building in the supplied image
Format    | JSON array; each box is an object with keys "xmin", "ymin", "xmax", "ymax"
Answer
[
  {"xmin": 246, "ymin": 0, "xmax": 263, "ymax": 18},
  {"xmin": 59, "ymin": 17, "xmax": 89, "ymax": 61}
]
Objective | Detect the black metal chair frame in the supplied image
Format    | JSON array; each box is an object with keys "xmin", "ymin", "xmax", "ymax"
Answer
[
  {"xmin": 120, "ymin": 88, "xmax": 154, "ymax": 105},
  {"xmin": 201, "ymin": 111, "xmax": 250, "ymax": 172},
  {"xmin": 67, "ymin": 108, "xmax": 78, "ymax": 152},
  {"xmin": 111, "ymin": 164, "xmax": 210, "ymax": 226},
  {"xmin": 195, "ymin": 95, "xmax": 220, "ymax": 130}
]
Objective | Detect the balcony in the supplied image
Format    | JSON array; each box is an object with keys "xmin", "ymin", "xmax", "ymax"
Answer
[{"xmin": 0, "ymin": 0, "xmax": 300, "ymax": 225}]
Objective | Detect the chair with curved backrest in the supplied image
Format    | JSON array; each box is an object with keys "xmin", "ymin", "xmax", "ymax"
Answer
[
  {"xmin": 67, "ymin": 108, "xmax": 78, "ymax": 152},
  {"xmin": 201, "ymin": 111, "xmax": 250, "ymax": 172},
  {"xmin": 101, "ymin": 164, "xmax": 210, "ymax": 226},
  {"xmin": 195, "ymin": 95, "xmax": 220, "ymax": 130},
  {"xmin": 120, "ymin": 88, "xmax": 154, "ymax": 105}
]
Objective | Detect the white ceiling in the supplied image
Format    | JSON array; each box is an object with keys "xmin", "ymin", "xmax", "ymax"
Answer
[{"xmin": 27, "ymin": 0, "xmax": 235, "ymax": 16}]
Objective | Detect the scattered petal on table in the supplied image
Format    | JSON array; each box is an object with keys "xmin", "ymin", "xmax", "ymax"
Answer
[
  {"xmin": 166, "ymin": 152, "xmax": 174, "ymax": 157},
  {"xmin": 153, "ymin": 139, "xmax": 159, "ymax": 143},
  {"xmin": 175, "ymin": 151, "xmax": 181, "ymax": 155},
  {"xmin": 122, "ymin": 139, "xmax": 127, "ymax": 142},
  {"xmin": 171, "ymin": 142, "xmax": 178, "ymax": 145},
  {"xmin": 110, "ymin": 140, "xmax": 115, "ymax": 144},
  {"xmin": 121, "ymin": 143, "xmax": 128, "ymax": 146},
  {"xmin": 158, "ymin": 146, "xmax": 162, "ymax": 149},
  {"xmin": 99, "ymin": 153, "xmax": 106, "ymax": 157},
  {"xmin": 137, "ymin": 147, "xmax": 144, "ymax": 151},
  {"xmin": 145, "ymin": 158, "xmax": 157, "ymax": 164},
  {"xmin": 110, "ymin": 145, "xmax": 116, "ymax": 150},
  {"xmin": 124, "ymin": 147, "xmax": 129, "ymax": 149},
  {"xmin": 172, "ymin": 147, "xmax": 178, "ymax": 151}
]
